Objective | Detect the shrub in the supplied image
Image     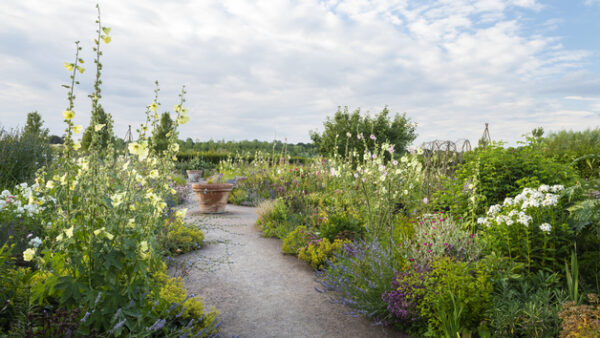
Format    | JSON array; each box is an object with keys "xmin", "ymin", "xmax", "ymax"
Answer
[
  {"xmin": 298, "ymin": 237, "xmax": 350, "ymax": 270},
  {"xmin": 318, "ymin": 240, "xmax": 398, "ymax": 324},
  {"xmin": 310, "ymin": 106, "xmax": 416, "ymax": 159},
  {"xmin": 489, "ymin": 268, "xmax": 565, "ymax": 337},
  {"xmin": 417, "ymin": 257, "xmax": 493, "ymax": 336},
  {"xmin": 433, "ymin": 143, "xmax": 579, "ymax": 216},
  {"xmin": 282, "ymin": 226, "xmax": 311, "ymax": 255},
  {"xmin": 159, "ymin": 211, "xmax": 205, "ymax": 255},
  {"xmin": 400, "ymin": 213, "xmax": 481, "ymax": 266},
  {"xmin": 0, "ymin": 127, "xmax": 52, "ymax": 190},
  {"xmin": 478, "ymin": 185, "xmax": 573, "ymax": 273},
  {"xmin": 256, "ymin": 198, "xmax": 292, "ymax": 238},
  {"xmin": 543, "ymin": 128, "xmax": 600, "ymax": 178},
  {"xmin": 319, "ymin": 207, "xmax": 365, "ymax": 241},
  {"xmin": 559, "ymin": 293, "xmax": 600, "ymax": 337}
]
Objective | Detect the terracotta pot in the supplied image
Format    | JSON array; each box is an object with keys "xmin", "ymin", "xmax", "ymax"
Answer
[
  {"xmin": 186, "ymin": 170, "xmax": 203, "ymax": 182},
  {"xmin": 192, "ymin": 183, "xmax": 234, "ymax": 213}
]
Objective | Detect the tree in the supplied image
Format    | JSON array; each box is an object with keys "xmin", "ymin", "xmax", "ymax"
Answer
[
  {"xmin": 24, "ymin": 111, "xmax": 49, "ymax": 139},
  {"xmin": 151, "ymin": 112, "xmax": 174, "ymax": 153},
  {"xmin": 81, "ymin": 105, "xmax": 114, "ymax": 150},
  {"xmin": 49, "ymin": 135, "xmax": 65, "ymax": 144},
  {"xmin": 310, "ymin": 106, "xmax": 417, "ymax": 158}
]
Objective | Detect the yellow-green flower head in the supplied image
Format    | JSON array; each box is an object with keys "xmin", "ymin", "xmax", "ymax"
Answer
[
  {"xmin": 177, "ymin": 114, "xmax": 190, "ymax": 125},
  {"xmin": 63, "ymin": 110, "xmax": 75, "ymax": 120},
  {"xmin": 64, "ymin": 62, "xmax": 74, "ymax": 71},
  {"xmin": 23, "ymin": 248, "xmax": 36, "ymax": 262},
  {"xmin": 173, "ymin": 104, "xmax": 182, "ymax": 113},
  {"xmin": 149, "ymin": 102, "xmax": 158, "ymax": 112},
  {"xmin": 73, "ymin": 125, "xmax": 83, "ymax": 134},
  {"xmin": 73, "ymin": 141, "xmax": 81, "ymax": 151},
  {"xmin": 46, "ymin": 180, "xmax": 55, "ymax": 189},
  {"xmin": 65, "ymin": 226, "xmax": 74, "ymax": 238},
  {"xmin": 94, "ymin": 124, "xmax": 106, "ymax": 132},
  {"xmin": 170, "ymin": 143, "xmax": 180, "ymax": 152},
  {"xmin": 128, "ymin": 142, "xmax": 149, "ymax": 160}
]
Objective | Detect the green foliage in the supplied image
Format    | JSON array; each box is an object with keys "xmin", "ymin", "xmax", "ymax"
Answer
[
  {"xmin": 151, "ymin": 112, "xmax": 175, "ymax": 154},
  {"xmin": 24, "ymin": 112, "xmax": 49, "ymax": 139},
  {"xmin": 298, "ymin": 238, "xmax": 350, "ymax": 269},
  {"xmin": 81, "ymin": 105, "xmax": 114, "ymax": 151},
  {"xmin": 488, "ymin": 268, "xmax": 565, "ymax": 337},
  {"xmin": 0, "ymin": 244, "xmax": 32, "ymax": 333},
  {"xmin": 180, "ymin": 139, "xmax": 317, "ymax": 158},
  {"xmin": 257, "ymin": 198, "xmax": 293, "ymax": 238},
  {"xmin": 0, "ymin": 127, "xmax": 52, "ymax": 190},
  {"xmin": 434, "ymin": 143, "xmax": 579, "ymax": 216},
  {"xmin": 159, "ymin": 218, "xmax": 205, "ymax": 255},
  {"xmin": 282, "ymin": 226, "xmax": 311, "ymax": 255},
  {"xmin": 319, "ymin": 207, "xmax": 365, "ymax": 241},
  {"xmin": 543, "ymin": 128, "xmax": 600, "ymax": 178},
  {"xmin": 418, "ymin": 257, "xmax": 493, "ymax": 336},
  {"xmin": 310, "ymin": 106, "xmax": 416, "ymax": 158}
]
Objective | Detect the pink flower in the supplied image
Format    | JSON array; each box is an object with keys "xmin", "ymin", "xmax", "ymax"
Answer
[
  {"xmin": 444, "ymin": 242, "xmax": 448, "ymax": 246},
  {"xmin": 428, "ymin": 243, "xmax": 433, "ymax": 247},
  {"xmin": 427, "ymin": 249, "xmax": 432, "ymax": 253},
  {"xmin": 370, "ymin": 134, "xmax": 377, "ymax": 140},
  {"xmin": 409, "ymin": 258, "xmax": 414, "ymax": 262}
]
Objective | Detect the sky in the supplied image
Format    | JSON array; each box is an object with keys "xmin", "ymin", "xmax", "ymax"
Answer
[{"xmin": 1, "ymin": 0, "xmax": 599, "ymax": 146}]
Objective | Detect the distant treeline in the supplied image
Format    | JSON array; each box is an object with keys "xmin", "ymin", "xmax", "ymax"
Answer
[{"xmin": 178, "ymin": 138, "xmax": 318, "ymax": 158}]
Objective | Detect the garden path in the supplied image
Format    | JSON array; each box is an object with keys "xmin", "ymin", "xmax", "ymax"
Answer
[{"xmin": 171, "ymin": 192, "xmax": 400, "ymax": 338}]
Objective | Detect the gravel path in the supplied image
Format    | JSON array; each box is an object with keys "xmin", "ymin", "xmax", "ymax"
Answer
[{"xmin": 171, "ymin": 193, "xmax": 400, "ymax": 338}]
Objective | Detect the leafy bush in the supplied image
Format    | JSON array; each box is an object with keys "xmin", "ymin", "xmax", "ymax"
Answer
[
  {"xmin": 159, "ymin": 211, "xmax": 205, "ymax": 255},
  {"xmin": 319, "ymin": 207, "xmax": 365, "ymax": 241},
  {"xmin": 489, "ymin": 268, "xmax": 565, "ymax": 337},
  {"xmin": 543, "ymin": 128, "xmax": 600, "ymax": 178},
  {"xmin": 400, "ymin": 213, "xmax": 481, "ymax": 266},
  {"xmin": 282, "ymin": 226, "xmax": 311, "ymax": 255},
  {"xmin": 559, "ymin": 293, "xmax": 600, "ymax": 337},
  {"xmin": 310, "ymin": 106, "xmax": 416, "ymax": 159},
  {"xmin": 298, "ymin": 237, "xmax": 350, "ymax": 270},
  {"xmin": 417, "ymin": 257, "xmax": 493, "ymax": 336},
  {"xmin": 0, "ymin": 244, "xmax": 32, "ymax": 332},
  {"xmin": 318, "ymin": 240, "xmax": 398, "ymax": 323},
  {"xmin": 0, "ymin": 127, "xmax": 52, "ymax": 190},
  {"xmin": 478, "ymin": 185, "xmax": 573, "ymax": 273},
  {"xmin": 256, "ymin": 198, "xmax": 293, "ymax": 238},
  {"xmin": 433, "ymin": 143, "xmax": 579, "ymax": 217}
]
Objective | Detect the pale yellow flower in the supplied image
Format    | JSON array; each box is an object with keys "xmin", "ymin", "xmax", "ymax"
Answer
[
  {"xmin": 149, "ymin": 170, "xmax": 159, "ymax": 179},
  {"xmin": 170, "ymin": 143, "xmax": 180, "ymax": 152},
  {"xmin": 64, "ymin": 62, "xmax": 74, "ymax": 71},
  {"xmin": 173, "ymin": 104, "xmax": 182, "ymax": 113},
  {"xmin": 177, "ymin": 114, "xmax": 190, "ymax": 125},
  {"xmin": 140, "ymin": 241, "xmax": 148, "ymax": 252},
  {"xmin": 93, "ymin": 228, "xmax": 103, "ymax": 236},
  {"xmin": 73, "ymin": 141, "xmax": 81, "ymax": 151},
  {"xmin": 105, "ymin": 232, "xmax": 114, "ymax": 240},
  {"xmin": 175, "ymin": 208, "xmax": 187, "ymax": 219},
  {"xmin": 46, "ymin": 180, "xmax": 55, "ymax": 189},
  {"xmin": 65, "ymin": 226, "xmax": 74, "ymax": 238},
  {"xmin": 56, "ymin": 233, "xmax": 64, "ymax": 241},
  {"xmin": 73, "ymin": 125, "xmax": 83, "ymax": 134},
  {"xmin": 94, "ymin": 124, "xmax": 105, "ymax": 132},
  {"xmin": 149, "ymin": 102, "xmax": 158, "ymax": 112},
  {"xmin": 23, "ymin": 248, "xmax": 36, "ymax": 262},
  {"xmin": 127, "ymin": 218, "xmax": 135, "ymax": 228},
  {"xmin": 63, "ymin": 110, "xmax": 75, "ymax": 120}
]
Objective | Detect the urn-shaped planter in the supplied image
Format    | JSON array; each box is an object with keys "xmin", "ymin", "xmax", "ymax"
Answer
[
  {"xmin": 186, "ymin": 170, "xmax": 203, "ymax": 182},
  {"xmin": 192, "ymin": 183, "xmax": 234, "ymax": 213}
]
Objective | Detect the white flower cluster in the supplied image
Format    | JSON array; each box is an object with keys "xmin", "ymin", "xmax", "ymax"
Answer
[
  {"xmin": 0, "ymin": 183, "xmax": 53, "ymax": 217},
  {"xmin": 482, "ymin": 184, "xmax": 563, "ymax": 231}
]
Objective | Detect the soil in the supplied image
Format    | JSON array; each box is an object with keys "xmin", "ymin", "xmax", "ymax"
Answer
[{"xmin": 171, "ymin": 194, "xmax": 402, "ymax": 338}]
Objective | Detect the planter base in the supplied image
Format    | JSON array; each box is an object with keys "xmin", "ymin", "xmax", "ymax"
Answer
[{"xmin": 192, "ymin": 183, "xmax": 234, "ymax": 214}]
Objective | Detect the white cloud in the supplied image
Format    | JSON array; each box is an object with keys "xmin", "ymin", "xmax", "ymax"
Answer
[{"xmin": 0, "ymin": 0, "xmax": 596, "ymax": 146}]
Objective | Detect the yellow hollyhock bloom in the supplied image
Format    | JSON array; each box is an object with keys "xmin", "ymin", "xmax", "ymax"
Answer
[
  {"xmin": 94, "ymin": 124, "xmax": 105, "ymax": 131},
  {"xmin": 23, "ymin": 248, "xmax": 36, "ymax": 262},
  {"xmin": 64, "ymin": 62, "xmax": 74, "ymax": 71},
  {"xmin": 73, "ymin": 125, "xmax": 83, "ymax": 134},
  {"xmin": 149, "ymin": 102, "xmax": 158, "ymax": 112},
  {"xmin": 56, "ymin": 233, "xmax": 64, "ymax": 241},
  {"xmin": 105, "ymin": 232, "xmax": 114, "ymax": 240},
  {"xmin": 173, "ymin": 104, "xmax": 182, "ymax": 112},
  {"xmin": 93, "ymin": 228, "xmax": 102, "ymax": 236},
  {"xmin": 65, "ymin": 226, "xmax": 74, "ymax": 238},
  {"xmin": 102, "ymin": 36, "xmax": 111, "ymax": 44},
  {"xmin": 73, "ymin": 142, "xmax": 81, "ymax": 150},
  {"xmin": 46, "ymin": 180, "xmax": 55, "ymax": 189},
  {"xmin": 63, "ymin": 110, "xmax": 75, "ymax": 120},
  {"xmin": 149, "ymin": 170, "xmax": 159, "ymax": 179}
]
